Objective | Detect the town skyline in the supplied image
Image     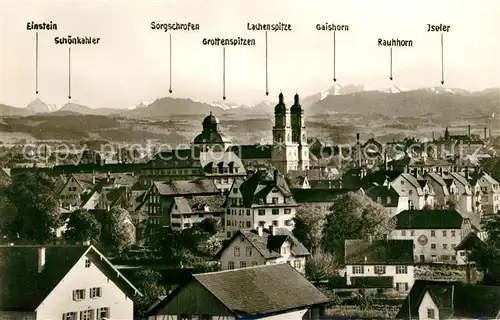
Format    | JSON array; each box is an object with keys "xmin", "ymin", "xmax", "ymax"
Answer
[{"xmin": 0, "ymin": 0, "xmax": 499, "ymax": 109}]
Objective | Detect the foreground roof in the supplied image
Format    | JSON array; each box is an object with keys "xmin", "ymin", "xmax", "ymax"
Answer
[
  {"xmin": 0, "ymin": 245, "xmax": 141, "ymax": 311},
  {"xmin": 149, "ymin": 263, "xmax": 329, "ymax": 317}
]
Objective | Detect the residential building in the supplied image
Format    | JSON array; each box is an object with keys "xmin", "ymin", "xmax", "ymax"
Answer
[
  {"xmin": 391, "ymin": 173, "xmax": 435, "ymax": 210},
  {"xmin": 147, "ymin": 263, "xmax": 329, "ymax": 320},
  {"xmin": 473, "ymin": 172, "xmax": 500, "ymax": 215},
  {"xmin": 390, "ymin": 209, "xmax": 475, "ymax": 263},
  {"xmin": 454, "ymin": 232, "xmax": 486, "ymax": 265},
  {"xmin": 364, "ymin": 184, "xmax": 409, "ymax": 216},
  {"xmin": 344, "ymin": 238, "xmax": 415, "ymax": 293},
  {"xmin": 395, "ymin": 280, "xmax": 500, "ymax": 319},
  {"xmin": 0, "ymin": 244, "xmax": 141, "ymax": 319},
  {"xmin": 216, "ymin": 227, "xmax": 310, "ymax": 273},
  {"xmin": 225, "ymin": 170, "xmax": 298, "ymax": 239},
  {"xmin": 145, "ymin": 179, "xmax": 221, "ymax": 235},
  {"xmin": 448, "ymin": 172, "xmax": 474, "ymax": 213},
  {"xmin": 163, "ymin": 194, "xmax": 226, "ymax": 231}
]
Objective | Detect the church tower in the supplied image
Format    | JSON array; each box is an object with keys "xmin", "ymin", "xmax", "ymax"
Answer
[
  {"xmin": 271, "ymin": 92, "xmax": 299, "ymax": 173},
  {"xmin": 290, "ymin": 93, "xmax": 310, "ymax": 171}
]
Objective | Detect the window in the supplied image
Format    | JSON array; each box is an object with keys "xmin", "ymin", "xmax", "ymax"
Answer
[
  {"xmin": 226, "ymin": 220, "xmax": 231, "ymax": 226},
  {"xmin": 294, "ymin": 260, "xmax": 302, "ymax": 269},
  {"xmin": 90, "ymin": 287, "xmax": 102, "ymax": 298},
  {"xmin": 451, "ymin": 231, "xmax": 456, "ymax": 237},
  {"xmin": 97, "ymin": 307, "xmax": 109, "ymax": 320},
  {"xmin": 251, "ymin": 261, "xmax": 258, "ymax": 266},
  {"xmin": 272, "ymin": 209, "xmax": 279, "ymax": 215},
  {"xmin": 233, "ymin": 188, "xmax": 238, "ymax": 194},
  {"xmin": 410, "ymin": 230, "xmax": 415, "ymax": 236},
  {"xmin": 396, "ymin": 265, "xmax": 408, "ymax": 274},
  {"xmin": 352, "ymin": 265, "xmax": 364, "ymax": 274},
  {"xmin": 443, "ymin": 230, "xmax": 447, "ymax": 237},
  {"xmin": 431, "ymin": 244, "xmax": 436, "ymax": 249},
  {"xmin": 374, "ymin": 265, "xmax": 386, "ymax": 274},
  {"xmin": 443, "ymin": 244, "xmax": 448, "ymax": 249},
  {"xmin": 246, "ymin": 221, "xmax": 251, "ymax": 228},
  {"xmin": 62, "ymin": 312, "xmax": 77, "ymax": 320},
  {"xmin": 284, "ymin": 208, "xmax": 291, "ymax": 214},
  {"xmin": 226, "ymin": 231, "xmax": 231, "ymax": 238},
  {"xmin": 246, "ymin": 209, "xmax": 250, "ymax": 216},
  {"xmin": 431, "ymin": 230, "xmax": 436, "ymax": 237},
  {"xmin": 228, "ymin": 261, "xmax": 234, "ymax": 269},
  {"xmin": 246, "ymin": 246, "xmax": 252, "ymax": 256},
  {"xmin": 401, "ymin": 230, "xmax": 406, "ymax": 236},
  {"xmin": 85, "ymin": 259, "xmax": 91, "ymax": 268},
  {"xmin": 272, "ymin": 220, "xmax": 278, "ymax": 227},
  {"xmin": 377, "ymin": 197, "xmax": 381, "ymax": 203},
  {"xmin": 234, "ymin": 247, "xmax": 240, "ymax": 256},
  {"xmin": 396, "ymin": 282, "xmax": 409, "ymax": 291},
  {"xmin": 240, "ymin": 261, "xmax": 247, "ymax": 268},
  {"xmin": 452, "ymin": 244, "xmax": 456, "ymax": 249},
  {"xmin": 281, "ymin": 246, "xmax": 288, "ymax": 255},
  {"xmin": 80, "ymin": 310, "xmax": 94, "ymax": 320},
  {"xmin": 272, "ymin": 197, "xmax": 278, "ymax": 204},
  {"xmin": 427, "ymin": 308, "xmax": 435, "ymax": 319},
  {"xmin": 72, "ymin": 289, "xmax": 85, "ymax": 301},
  {"xmin": 387, "ymin": 197, "xmax": 391, "ymax": 204},
  {"xmin": 258, "ymin": 209, "xmax": 265, "ymax": 216}
]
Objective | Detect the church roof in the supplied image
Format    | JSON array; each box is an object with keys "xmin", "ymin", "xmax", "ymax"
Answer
[{"xmin": 202, "ymin": 112, "xmax": 219, "ymax": 125}]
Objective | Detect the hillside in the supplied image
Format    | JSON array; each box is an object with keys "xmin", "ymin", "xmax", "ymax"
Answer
[{"xmin": 26, "ymin": 98, "xmax": 50, "ymax": 113}]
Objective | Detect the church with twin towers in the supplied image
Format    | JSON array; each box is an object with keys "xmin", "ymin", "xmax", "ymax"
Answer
[{"xmin": 192, "ymin": 92, "xmax": 310, "ymax": 174}]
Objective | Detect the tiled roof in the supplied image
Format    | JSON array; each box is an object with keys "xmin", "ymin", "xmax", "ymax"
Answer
[
  {"xmin": 149, "ymin": 264, "xmax": 329, "ymax": 317},
  {"xmin": 395, "ymin": 280, "xmax": 500, "ymax": 319},
  {"xmin": 200, "ymin": 151, "xmax": 245, "ymax": 172},
  {"xmin": 425, "ymin": 173, "xmax": 450, "ymax": 197},
  {"xmin": 227, "ymin": 144, "xmax": 272, "ymax": 159},
  {"xmin": 170, "ymin": 195, "xmax": 226, "ymax": 214},
  {"xmin": 364, "ymin": 185, "xmax": 402, "ymax": 207},
  {"xmin": 360, "ymin": 170, "xmax": 402, "ymax": 188},
  {"xmin": 455, "ymin": 232, "xmax": 486, "ymax": 251},
  {"xmin": 224, "ymin": 228, "xmax": 309, "ymax": 259},
  {"xmin": 239, "ymin": 170, "xmax": 296, "ymax": 207},
  {"xmin": 291, "ymin": 188, "xmax": 354, "ymax": 203},
  {"xmin": 394, "ymin": 210, "xmax": 464, "ymax": 230},
  {"xmin": 344, "ymin": 239, "xmax": 414, "ymax": 265},
  {"xmin": 0, "ymin": 245, "xmax": 140, "ymax": 311},
  {"xmin": 148, "ymin": 149, "xmax": 202, "ymax": 168},
  {"xmin": 400, "ymin": 173, "xmax": 424, "ymax": 196},
  {"xmin": 308, "ymin": 179, "xmax": 342, "ymax": 189},
  {"xmin": 153, "ymin": 179, "xmax": 219, "ymax": 196}
]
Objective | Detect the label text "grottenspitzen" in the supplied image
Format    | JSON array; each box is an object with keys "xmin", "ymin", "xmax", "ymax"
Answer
[
  {"xmin": 54, "ymin": 36, "xmax": 101, "ymax": 45},
  {"xmin": 378, "ymin": 38, "xmax": 413, "ymax": 47},
  {"xmin": 151, "ymin": 22, "xmax": 200, "ymax": 32},
  {"xmin": 203, "ymin": 37, "xmax": 256, "ymax": 46},
  {"xmin": 246, "ymin": 22, "xmax": 291, "ymax": 31}
]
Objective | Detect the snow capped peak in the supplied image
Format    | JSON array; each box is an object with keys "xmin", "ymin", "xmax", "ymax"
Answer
[
  {"xmin": 384, "ymin": 84, "xmax": 408, "ymax": 93},
  {"xmin": 424, "ymin": 87, "xmax": 456, "ymax": 95},
  {"xmin": 209, "ymin": 101, "xmax": 247, "ymax": 110}
]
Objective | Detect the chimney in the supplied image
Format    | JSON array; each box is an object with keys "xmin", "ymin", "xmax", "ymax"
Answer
[
  {"xmin": 257, "ymin": 226, "xmax": 263, "ymax": 237},
  {"xmin": 356, "ymin": 133, "xmax": 361, "ymax": 168},
  {"xmin": 269, "ymin": 225, "xmax": 276, "ymax": 236},
  {"xmin": 92, "ymin": 170, "xmax": 95, "ymax": 184},
  {"xmin": 273, "ymin": 169, "xmax": 278, "ymax": 183},
  {"xmin": 106, "ymin": 171, "xmax": 111, "ymax": 183},
  {"xmin": 364, "ymin": 256, "xmax": 368, "ymax": 262},
  {"xmin": 38, "ymin": 247, "xmax": 46, "ymax": 273},
  {"xmin": 484, "ymin": 127, "xmax": 487, "ymax": 140},
  {"xmin": 468, "ymin": 125, "xmax": 471, "ymax": 137}
]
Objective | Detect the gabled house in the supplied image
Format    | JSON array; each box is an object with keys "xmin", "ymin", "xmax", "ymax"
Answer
[
  {"xmin": 448, "ymin": 172, "xmax": 474, "ymax": 213},
  {"xmin": 0, "ymin": 244, "xmax": 141, "ymax": 319},
  {"xmin": 224, "ymin": 170, "xmax": 298, "ymax": 239},
  {"xmin": 344, "ymin": 238, "xmax": 414, "ymax": 293},
  {"xmin": 391, "ymin": 173, "xmax": 435, "ymax": 210},
  {"xmin": 424, "ymin": 172, "xmax": 451, "ymax": 209},
  {"xmin": 474, "ymin": 172, "xmax": 500, "ymax": 215},
  {"xmin": 148, "ymin": 263, "xmax": 330, "ymax": 320},
  {"xmin": 364, "ymin": 184, "xmax": 409, "ymax": 216},
  {"xmin": 395, "ymin": 280, "xmax": 500, "ymax": 319},
  {"xmin": 215, "ymin": 226, "xmax": 310, "ymax": 273},
  {"xmin": 454, "ymin": 232, "xmax": 486, "ymax": 265},
  {"xmin": 390, "ymin": 209, "xmax": 475, "ymax": 263}
]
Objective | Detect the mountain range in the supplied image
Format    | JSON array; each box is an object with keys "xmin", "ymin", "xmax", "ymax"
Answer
[{"xmin": 1, "ymin": 84, "xmax": 498, "ymax": 120}]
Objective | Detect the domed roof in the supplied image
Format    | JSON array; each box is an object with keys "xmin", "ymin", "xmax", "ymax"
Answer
[
  {"xmin": 290, "ymin": 93, "xmax": 302, "ymax": 113},
  {"xmin": 203, "ymin": 112, "xmax": 219, "ymax": 125},
  {"xmin": 275, "ymin": 92, "xmax": 286, "ymax": 113}
]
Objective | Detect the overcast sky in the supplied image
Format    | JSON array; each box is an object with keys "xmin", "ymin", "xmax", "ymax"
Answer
[{"xmin": 0, "ymin": 0, "xmax": 499, "ymax": 109}]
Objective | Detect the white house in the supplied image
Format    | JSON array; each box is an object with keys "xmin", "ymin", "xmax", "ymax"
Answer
[
  {"xmin": 474, "ymin": 172, "xmax": 500, "ymax": 215},
  {"xmin": 0, "ymin": 244, "xmax": 141, "ymax": 320},
  {"xmin": 391, "ymin": 173, "xmax": 435, "ymax": 210},
  {"xmin": 215, "ymin": 226, "xmax": 310, "ymax": 273},
  {"xmin": 395, "ymin": 280, "xmax": 500, "ymax": 319},
  {"xmin": 344, "ymin": 238, "xmax": 415, "ymax": 293},
  {"xmin": 454, "ymin": 232, "xmax": 486, "ymax": 265},
  {"xmin": 225, "ymin": 170, "xmax": 298, "ymax": 239},
  {"xmin": 390, "ymin": 209, "xmax": 477, "ymax": 264},
  {"xmin": 147, "ymin": 263, "xmax": 329, "ymax": 320}
]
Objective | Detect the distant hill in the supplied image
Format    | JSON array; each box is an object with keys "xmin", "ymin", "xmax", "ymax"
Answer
[{"xmin": 26, "ymin": 98, "xmax": 50, "ymax": 113}]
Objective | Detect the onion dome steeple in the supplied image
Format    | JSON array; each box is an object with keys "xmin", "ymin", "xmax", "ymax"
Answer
[
  {"xmin": 274, "ymin": 91, "xmax": 286, "ymax": 113},
  {"xmin": 290, "ymin": 92, "xmax": 302, "ymax": 113}
]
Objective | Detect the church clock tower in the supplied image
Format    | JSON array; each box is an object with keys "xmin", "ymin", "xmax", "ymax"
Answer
[
  {"xmin": 290, "ymin": 93, "xmax": 310, "ymax": 171},
  {"xmin": 271, "ymin": 92, "xmax": 299, "ymax": 173}
]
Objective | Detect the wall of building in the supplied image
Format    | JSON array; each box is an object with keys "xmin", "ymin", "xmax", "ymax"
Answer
[
  {"xmin": 417, "ymin": 291, "xmax": 439, "ymax": 320},
  {"xmin": 219, "ymin": 235, "xmax": 266, "ymax": 271},
  {"xmin": 35, "ymin": 252, "xmax": 134, "ymax": 320},
  {"xmin": 345, "ymin": 264, "xmax": 414, "ymax": 291}
]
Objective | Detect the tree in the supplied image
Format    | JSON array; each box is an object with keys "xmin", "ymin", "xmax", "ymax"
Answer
[
  {"xmin": 100, "ymin": 207, "xmax": 135, "ymax": 255},
  {"xmin": 64, "ymin": 209, "xmax": 101, "ymax": 244},
  {"xmin": 446, "ymin": 196, "xmax": 458, "ymax": 210},
  {"xmin": 305, "ymin": 249, "xmax": 339, "ymax": 282},
  {"xmin": 470, "ymin": 215, "xmax": 500, "ymax": 285},
  {"xmin": 321, "ymin": 192, "xmax": 395, "ymax": 260},
  {"xmin": 4, "ymin": 172, "xmax": 62, "ymax": 243},
  {"xmin": 196, "ymin": 218, "xmax": 221, "ymax": 236},
  {"xmin": 128, "ymin": 268, "xmax": 166, "ymax": 320},
  {"xmin": 293, "ymin": 204, "xmax": 327, "ymax": 253}
]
